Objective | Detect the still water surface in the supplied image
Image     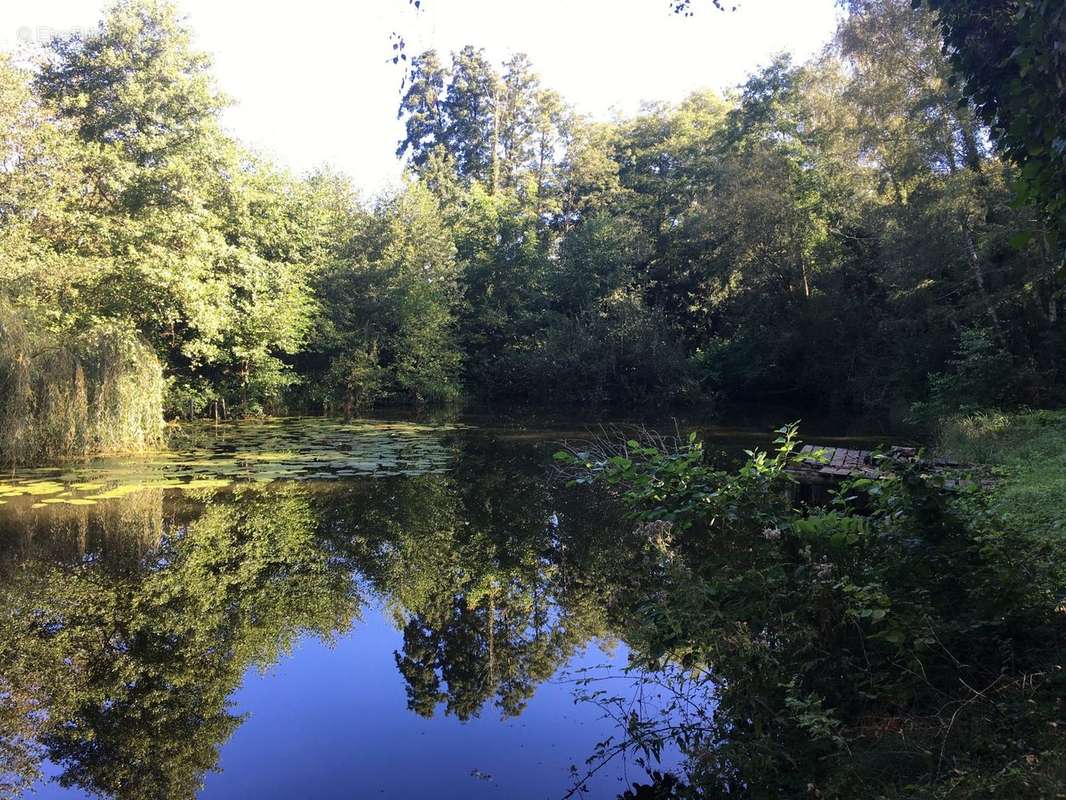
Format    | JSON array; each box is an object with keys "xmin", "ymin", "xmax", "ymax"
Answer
[{"xmin": 0, "ymin": 413, "xmax": 893, "ymax": 799}]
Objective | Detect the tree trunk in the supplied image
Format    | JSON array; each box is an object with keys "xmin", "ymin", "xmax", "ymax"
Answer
[
  {"xmin": 958, "ymin": 114, "xmax": 982, "ymax": 173},
  {"xmin": 961, "ymin": 218, "xmax": 1006, "ymax": 347}
]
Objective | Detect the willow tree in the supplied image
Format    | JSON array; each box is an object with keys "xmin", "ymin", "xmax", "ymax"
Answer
[{"xmin": 0, "ymin": 303, "xmax": 165, "ymax": 466}]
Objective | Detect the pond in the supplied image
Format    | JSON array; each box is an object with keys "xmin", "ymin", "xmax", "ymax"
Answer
[{"xmin": 0, "ymin": 413, "xmax": 895, "ymax": 799}]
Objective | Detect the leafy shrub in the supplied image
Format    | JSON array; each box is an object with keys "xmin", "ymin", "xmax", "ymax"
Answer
[
  {"xmin": 559, "ymin": 424, "xmax": 1066, "ymax": 798},
  {"xmin": 914, "ymin": 327, "xmax": 1014, "ymax": 418}
]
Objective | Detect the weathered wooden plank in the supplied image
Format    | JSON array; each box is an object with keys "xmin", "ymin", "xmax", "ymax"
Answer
[
  {"xmin": 788, "ymin": 443, "xmax": 988, "ymax": 498},
  {"xmin": 793, "ymin": 445, "xmax": 874, "ymax": 485}
]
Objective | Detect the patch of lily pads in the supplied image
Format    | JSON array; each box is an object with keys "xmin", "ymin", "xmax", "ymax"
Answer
[{"xmin": 0, "ymin": 417, "xmax": 461, "ymax": 509}]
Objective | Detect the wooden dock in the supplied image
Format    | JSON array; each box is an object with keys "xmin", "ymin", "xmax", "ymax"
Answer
[
  {"xmin": 788, "ymin": 444, "xmax": 907, "ymax": 484},
  {"xmin": 787, "ymin": 444, "xmax": 986, "ymax": 497}
]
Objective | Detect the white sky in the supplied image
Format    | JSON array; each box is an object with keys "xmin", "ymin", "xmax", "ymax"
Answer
[{"xmin": 0, "ymin": 0, "xmax": 842, "ymax": 195}]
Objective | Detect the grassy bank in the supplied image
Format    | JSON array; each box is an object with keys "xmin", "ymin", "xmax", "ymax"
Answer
[{"xmin": 937, "ymin": 409, "xmax": 1066, "ymax": 537}]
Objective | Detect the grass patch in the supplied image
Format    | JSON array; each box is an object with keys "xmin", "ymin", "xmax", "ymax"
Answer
[{"xmin": 937, "ymin": 409, "xmax": 1066, "ymax": 536}]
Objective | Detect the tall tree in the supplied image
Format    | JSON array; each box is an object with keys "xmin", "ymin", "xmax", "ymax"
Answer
[
  {"xmin": 530, "ymin": 88, "xmax": 569, "ymax": 216},
  {"xmin": 314, "ymin": 182, "xmax": 461, "ymax": 409},
  {"xmin": 36, "ymin": 0, "xmax": 227, "ymax": 210},
  {"xmin": 496, "ymin": 53, "xmax": 539, "ymax": 191},
  {"xmin": 443, "ymin": 46, "xmax": 499, "ymax": 186},
  {"xmin": 396, "ymin": 49, "xmax": 448, "ymax": 171},
  {"xmin": 24, "ymin": 0, "xmax": 316, "ymax": 414}
]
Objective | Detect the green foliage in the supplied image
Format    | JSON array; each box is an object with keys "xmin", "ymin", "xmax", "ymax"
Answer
[
  {"xmin": 508, "ymin": 299, "xmax": 702, "ymax": 406},
  {"xmin": 405, "ymin": 0, "xmax": 1066, "ymax": 414},
  {"xmin": 2, "ymin": 1, "xmax": 319, "ymax": 424},
  {"xmin": 396, "ymin": 50, "xmax": 448, "ymax": 169},
  {"xmin": 3, "ymin": 0, "xmax": 1066, "ymax": 452},
  {"xmin": 920, "ymin": 0, "xmax": 1066, "ymax": 237},
  {"xmin": 313, "ymin": 182, "xmax": 461, "ymax": 410},
  {"xmin": 560, "ymin": 423, "xmax": 1066, "ymax": 797},
  {"xmin": 913, "ymin": 326, "xmax": 1014, "ymax": 418}
]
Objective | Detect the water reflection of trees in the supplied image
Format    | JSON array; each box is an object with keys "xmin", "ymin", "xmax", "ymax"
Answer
[
  {"xmin": 0, "ymin": 487, "xmax": 167, "ymax": 568},
  {"xmin": 326, "ymin": 467, "xmax": 623, "ymax": 721},
  {"xmin": 0, "ymin": 440, "xmax": 631, "ymax": 798},
  {"xmin": 0, "ymin": 486, "xmax": 361, "ymax": 799}
]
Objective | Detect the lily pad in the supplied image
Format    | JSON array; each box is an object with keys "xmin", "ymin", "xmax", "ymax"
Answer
[
  {"xmin": 182, "ymin": 479, "xmax": 232, "ymax": 490},
  {"xmin": 23, "ymin": 482, "xmax": 66, "ymax": 496},
  {"xmin": 0, "ymin": 417, "xmax": 462, "ymax": 513}
]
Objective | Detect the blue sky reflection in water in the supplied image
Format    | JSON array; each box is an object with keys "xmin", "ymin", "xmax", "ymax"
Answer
[
  {"xmin": 31, "ymin": 609, "xmax": 652, "ymax": 799},
  {"xmin": 203, "ymin": 611, "xmax": 647, "ymax": 800},
  {"xmin": 4, "ymin": 417, "xmax": 705, "ymax": 800}
]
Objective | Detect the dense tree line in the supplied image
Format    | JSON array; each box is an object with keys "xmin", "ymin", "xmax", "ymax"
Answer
[
  {"xmin": 1, "ymin": 0, "xmax": 1063, "ymax": 463},
  {"xmin": 391, "ymin": 0, "xmax": 1063, "ymax": 413}
]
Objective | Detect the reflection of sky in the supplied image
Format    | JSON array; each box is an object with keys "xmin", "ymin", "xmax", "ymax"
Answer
[{"xmin": 30, "ymin": 602, "xmax": 680, "ymax": 800}]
